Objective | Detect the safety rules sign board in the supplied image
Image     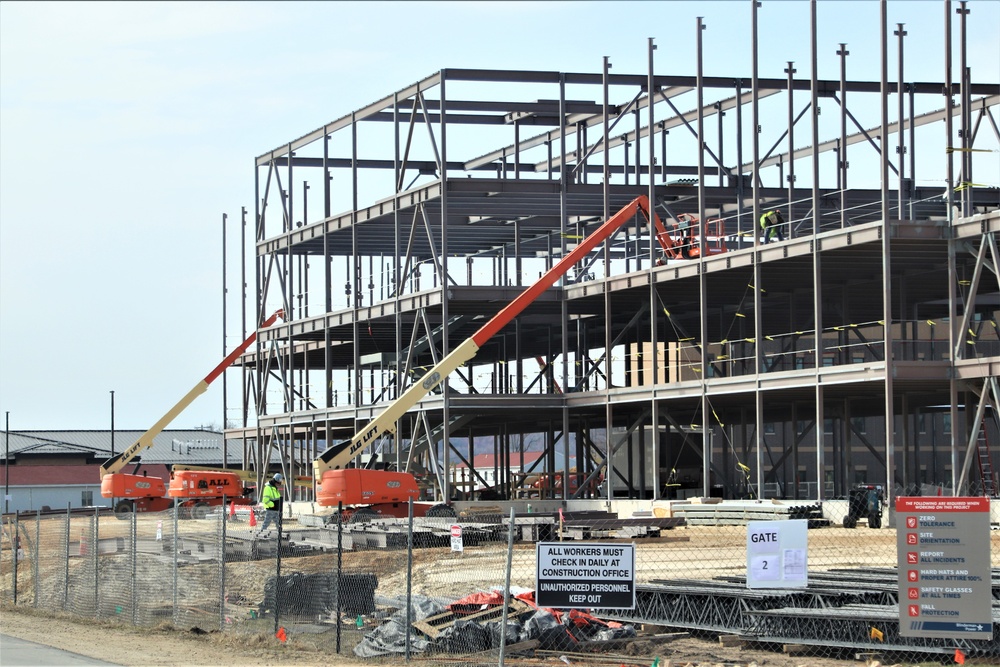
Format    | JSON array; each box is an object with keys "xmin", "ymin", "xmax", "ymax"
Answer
[
  {"xmin": 535, "ymin": 542, "xmax": 635, "ymax": 609},
  {"xmin": 896, "ymin": 496, "xmax": 992, "ymax": 639}
]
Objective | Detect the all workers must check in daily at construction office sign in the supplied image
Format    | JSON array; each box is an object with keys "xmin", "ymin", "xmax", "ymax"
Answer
[
  {"xmin": 535, "ymin": 543, "xmax": 636, "ymax": 609},
  {"xmin": 896, "ymin": 496, "xmax": 992, "ymax": 639}
]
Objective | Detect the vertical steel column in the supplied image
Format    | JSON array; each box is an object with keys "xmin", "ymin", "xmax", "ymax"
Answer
[
  {"xmin": 222, "ymin": 212, "xmax": 228, "ymax": 452},
  {"xmin": 648, "ymin": 38, "xmax": 661, "ymax": 498},
  {"xmin": 717, "ymin": 102, "xmax": 725, "ymax": 188},
  {"xmin": 752, "ymin": 0, "xmax": 764, "ymax": 499},
  {"xmin": 603, "ymin": 55, "xmax": 612, "ymax": 501},
  {"xmin": 559, "ymin": 73, "xmax": 571, "ymax": 499},
  {"xmin": 253, "ymin": 161, "xmax": 264, "ymax": 468},
  {"xmin": 945, "ymin": 0, "xmax": 959, "ymax": 491},
  {"xmin": 286, "ymin": 142, "xmax": 295, "ymax": 419},
  {"xmin": 393, "ymin": 92, "xmax": 402, "ymax": 449},
  {"xmin": 660, "ymin": 123, "xmax": 668, "ymax": 183},
  {"xmin": 734, "ymin": 80, "xmax": 744, "ymax": 240},
  {"xmin": 351, "ymin": 112, "xmax": 360, "ymax": 418},
  {"xmin": 811, "ymin": 0, "xmax": 825, "ymax": 501},
  {"xmin": 945, "ymin": 0, "xmax": 955, "ymax": 223},
  {"xmin": 895, "ymin": 24, "xmax": 908, "ymax": 218},
  {"xmin": 837, "ymin": 44, "xmax": 849, "ymax": 228},
  {"xmin": 602, "ymin": 56, "xmax": 612, "ymax": 383},
  {"xmin": 958, "ymin": 1, "xmax": 971, "ymax": 216},
  {"xmin": 810, "ymin": 0, "xmax": 820, "ymax": 235},
  {"xmin": 786, "ymin": 62, "xmax": 796, "ymax": 225},
  {"xmin": 514, "ymin": 119, "xmax": 520, "ymax": 179},
  {"xmin": 696, "ymin": 17, "xmax": 706, "ymax": 263},
  {"xmin": 324, "ymin": 134, "xmax": 333, "ymax": 412},
  {"xmin": 697, "ymin": 16, "xmax": 711, "ymax": 495},
  {"xmin": 440, "ymin": 71, "xmax": 451, "ymax": 502},
  {"xmin": 634, "ymin": 108, "xmax": 641, "ymax": 186},
  {"xmin": 240, "ymin": 206, "xmax": 248, "ymax": 431},
  {"xmin": 908, "ymin": 85, "xmax": 916, "ymax": 220},
  {"xmin": 880, "ymin": 0, "xmax": 895, "ymax": 503}
]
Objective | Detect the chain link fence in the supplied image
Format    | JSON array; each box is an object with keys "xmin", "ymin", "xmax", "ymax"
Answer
[{"xmin": 2, "ymin": 496, "xmax": 999, "ymax": 665}]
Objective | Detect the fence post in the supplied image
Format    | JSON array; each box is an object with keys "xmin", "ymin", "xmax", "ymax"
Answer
[
  {"xmin": 12, "ymin": 512, "xmax": 18, "ymax": 605},
  {"xmin": 93, "ymin": 506, "xmax": 99, "ymax": 619},
  {"xmin": 172, "ymin": 500, "xmax": 179, "ymax": 628},
  {"xmin": 131, "ymin": 503, "xmax": 138, "ymax": 625},
  {"xmin": 405, "ymin": 498, "xmax": 414, "ymax": 662},
  {"xmin": 274, "ymin": 507, "xmax": 283, "ymax": 636},
  {"xmin": 0, "ymin": 516, "xmax": 6, "ymax": 603},
  {"xmin": 63, "ymin": 503, "xmax": 70, "ymax": 610},
  {"xmin": 336, "ymin": 501, "xmax": 342, "ymax": 654},
  {"xmin": 34, "ymin": 509, "xmax": 40, "ymax": 608},
  {"xmin": 498, "ymin": 506, "xmax": 516, "ymax": 667},
  {"xmin": 220, "ymin": 496, "xmax": 227, "ymax": 633}
]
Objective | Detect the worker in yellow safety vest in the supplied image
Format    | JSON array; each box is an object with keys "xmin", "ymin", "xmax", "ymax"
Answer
[
  {"xmin": 258, "ymin": 473, "xmax": 283, "ymax": 534},
  {"xmin": 759, "ymin": 209, "xmax": 785, "ymax": 243}
]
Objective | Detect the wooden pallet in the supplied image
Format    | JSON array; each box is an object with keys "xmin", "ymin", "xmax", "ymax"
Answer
[{"xmin": 413, "ymin": 598, "xmax": 531, "ymax": 639}]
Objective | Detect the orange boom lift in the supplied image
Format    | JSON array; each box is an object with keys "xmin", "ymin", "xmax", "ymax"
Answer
[{"xmin": 100, "ymin": 310, "xmax": 284, "ymax": 518}]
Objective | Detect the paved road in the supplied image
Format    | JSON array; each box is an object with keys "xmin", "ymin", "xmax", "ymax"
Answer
[{"xmin": 0, "ymin": 634, "xmax": 120, "ymax": 666}]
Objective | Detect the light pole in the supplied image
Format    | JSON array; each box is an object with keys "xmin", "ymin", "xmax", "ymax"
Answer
[{"xmin": 110, "ymin": 391, "xmax": 115, "ymax": 457}]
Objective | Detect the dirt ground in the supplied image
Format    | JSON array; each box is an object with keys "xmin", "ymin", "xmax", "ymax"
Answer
[{"xmin": 1, "ymin": 603, "xmax": 875, "ymax": 667}]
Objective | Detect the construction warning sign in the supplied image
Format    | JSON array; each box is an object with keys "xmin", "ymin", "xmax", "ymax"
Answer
[
  {"xmin": 535, "ymin": 542, "xmax": 635, "ymax": 609},
  {"xmin": 896, "ymin": 497, "xmax": 992, "ymax": 639}
]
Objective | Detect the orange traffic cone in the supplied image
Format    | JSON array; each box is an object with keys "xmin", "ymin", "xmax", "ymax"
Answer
[
  {"xmin": 249, "ymin": 508, "xmax": 257, "ymax": 527},
  {"xmin": 276, "ymin": 627, "xmax": 287, "ymax": 642},
  {"xmin": 229, "ymin": 502, "xmax": 236, "ymax": 518}
]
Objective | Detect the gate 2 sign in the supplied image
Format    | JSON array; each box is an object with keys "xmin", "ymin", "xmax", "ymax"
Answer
[{"xmin": 535, "ymin": 542, "xmax": 635, "ymax": 609}]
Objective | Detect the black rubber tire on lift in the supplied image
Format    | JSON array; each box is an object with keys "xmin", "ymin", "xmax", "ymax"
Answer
[
  {"xmin": 192, "ymin": 502, "xmax": 210, "ymax": 520},
  {"xmin": 843, "ymin": 516, "xmax": 857, "ymax": 529},
  {"xmin": 114, "ymin": 499, "xmax": 134, "ymax": 520},
  {"xmin": 868, "ymin": 513, "xmax": 882, "ymax": 529},
  {"xmin": 425, "ymin": 504, "xmax": 457, "ymax": 519}
]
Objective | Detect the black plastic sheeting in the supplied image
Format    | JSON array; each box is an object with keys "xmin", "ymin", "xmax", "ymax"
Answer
[
  {"xmin": 259, "ymin": 572, "xmax": 378, "ymax": 618},
  {"xmin": 354, "ymin": 594, "xmax": 636, "ymax": 658}
]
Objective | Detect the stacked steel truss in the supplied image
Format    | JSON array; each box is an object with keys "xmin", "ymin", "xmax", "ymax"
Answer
[{"xmin": 598, "ymin": 569, "xmax": 1000, "ymax": 656}]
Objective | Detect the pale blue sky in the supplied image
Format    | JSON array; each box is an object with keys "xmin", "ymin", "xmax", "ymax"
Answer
[{"xmin": 1, "ymin": 1, "xmax": 997, "ymax": 431}]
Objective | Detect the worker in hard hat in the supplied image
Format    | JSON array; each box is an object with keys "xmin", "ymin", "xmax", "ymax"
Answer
[
  {"xmin": 258, "ymin": 473, "xmax": 284, "ymax": 534},
  {"xmin": 759, "ymin": 208, "xmax": 785, "ymax": 244}
]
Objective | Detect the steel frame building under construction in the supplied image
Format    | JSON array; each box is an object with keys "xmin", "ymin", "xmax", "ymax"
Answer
[{"xmin": 228, "ymin": 1, "xmax": 1000, "ymax": 508}]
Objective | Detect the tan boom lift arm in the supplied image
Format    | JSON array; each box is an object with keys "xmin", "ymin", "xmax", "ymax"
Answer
[{"xmin": 99, "ymin": 309, "xmax": 285, "ymax": 478}]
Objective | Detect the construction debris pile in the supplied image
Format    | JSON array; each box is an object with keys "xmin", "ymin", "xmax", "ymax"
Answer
[{"xmin": 353, "ymin": 589, "xmax": 636, "ymax": 658}]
